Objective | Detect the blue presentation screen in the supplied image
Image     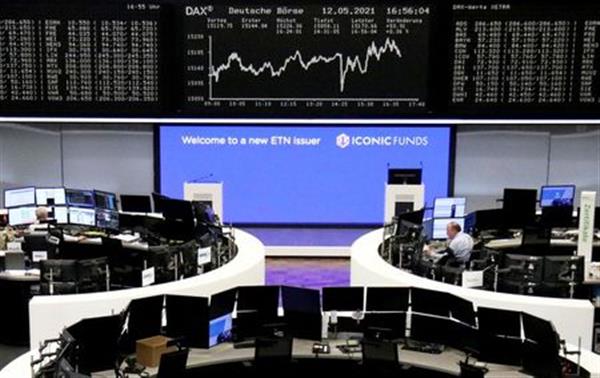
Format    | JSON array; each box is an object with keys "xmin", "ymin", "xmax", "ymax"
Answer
[{"xmin": 159, "ymin": 125, "xmax": 452, "ymax": 224}]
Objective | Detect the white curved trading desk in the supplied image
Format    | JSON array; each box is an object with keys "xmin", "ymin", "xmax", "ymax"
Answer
[
  {"xmin": 350, "ymin": 228, "xmax": 600, "ymax": 376},
  {"xmin": 0, "ymin": 229, "xmax": 265, "ymax": 378}
]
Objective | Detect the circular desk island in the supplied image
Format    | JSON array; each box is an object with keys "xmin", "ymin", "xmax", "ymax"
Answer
[
  {"xmin": 0, "ymin": 228, "xmax": 265, "ymax": 378},
  {"xmin": 350, "ymin": 228, "xmax": 600, "ymax": 376}
]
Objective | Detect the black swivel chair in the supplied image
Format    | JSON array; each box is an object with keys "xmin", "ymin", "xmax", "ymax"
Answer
[
  {"xmin": 156, "ymin": 348, "xmax": 189, "ymax": 378},
  {"xmin": 361, "ymin": 340, "xmax": 399, "ymax": 377},
  {"xmin": 254, "ymin": 336, "xmax": 293, "ymax": 371}
]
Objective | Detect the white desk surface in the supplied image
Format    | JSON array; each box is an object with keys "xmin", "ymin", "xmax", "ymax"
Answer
[
  {"xmin": 91, "ymin": 338, "xmax": 530, "ymax": 378},
  {"xmin": 486, "ymin": 237, "xmax": 600, "ymax": 249},
  {"xmin": 0, "ymin": 269, "xmax": 40, "ymax": 282}
]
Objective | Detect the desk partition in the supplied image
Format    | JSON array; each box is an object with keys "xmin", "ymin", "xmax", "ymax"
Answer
[
  {"xmin": 350, "ymin": 228, "xmax": 595, "ymax": 349},
  {"xmin": 28, "ymin": 229, "xmax": 265, "ymax": 350}
]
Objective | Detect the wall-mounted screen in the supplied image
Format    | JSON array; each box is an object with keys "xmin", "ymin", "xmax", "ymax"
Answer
[{"xmin": 159, "ymin": 125, "xmax": 452, "ymax": 224}]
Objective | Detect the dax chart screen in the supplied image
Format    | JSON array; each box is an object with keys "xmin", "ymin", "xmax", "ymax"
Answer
[{"xmin": 182, "ymin": 2, "xmax": 433, "ymax": 115}]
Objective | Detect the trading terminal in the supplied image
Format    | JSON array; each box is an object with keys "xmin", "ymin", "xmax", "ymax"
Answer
[{"xmin": 0, "ymin": 0, "xmax": 599, "ymax": 377}]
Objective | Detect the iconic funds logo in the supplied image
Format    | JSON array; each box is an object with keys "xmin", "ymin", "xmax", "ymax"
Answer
[{"xmin": 336, "ymin": 133, "xmax": 351, "ymax": 149}]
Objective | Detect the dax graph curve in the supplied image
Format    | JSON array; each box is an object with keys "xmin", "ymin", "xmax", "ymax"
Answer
[{"xmin": 183, "ymin": 3, "xmax": 433, "ymax": 115}]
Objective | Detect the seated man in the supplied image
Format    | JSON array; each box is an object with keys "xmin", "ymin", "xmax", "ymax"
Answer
[
  {"xmin": 28, "ymin": 207, "xmax": 51, "ymax": 232},
  {"xmin": 425, "ymin": 221, "xmax": 474, "ymax": 266}
]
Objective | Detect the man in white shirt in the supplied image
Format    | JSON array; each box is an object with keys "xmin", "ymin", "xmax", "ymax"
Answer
[
  {"xmin": 424, "ymin": 221, "xmax": 474, "ymax": 265},
  {"xmin": 445, "ymin": 221, "xmax": 474, "ymax": 264}
]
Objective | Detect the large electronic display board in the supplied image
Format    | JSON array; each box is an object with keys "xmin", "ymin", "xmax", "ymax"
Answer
[{"xmin": 159, "ymin": 124, "xmax": 453, "ymax": 225}]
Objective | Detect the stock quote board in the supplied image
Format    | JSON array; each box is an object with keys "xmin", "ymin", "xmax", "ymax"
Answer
[{"xmin": 0, "ymin": 0, "xmax": 599, "ymax": 118}]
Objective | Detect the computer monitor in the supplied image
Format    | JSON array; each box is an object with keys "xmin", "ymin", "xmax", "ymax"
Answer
[
  {"xmin": 543, "ymin": 256, "xmax": 584, "ymax": 283},
  {"xmin": 8, "ymin": 206, "xmax": 37, "ymax": 226},
  {"xmin": 281, "ymin": 286, "xmax": 322, "ymax": 340},
  {"xmin": 322, "ymin": 287, "xmax": 364, "ymax": 312},
  {"xmin": 410, "ymin": 288, "xmax": 451, "ymax": 317},
  {"xmin": 40, "ymin": 260, "xmax": 78, "ymax": 283},
  {"xmin": 209, "ymin": 288, "xmax": 237, "ymax": 320},
  {"xmin": 162, "ymin": 198, "xmax": 194, "ymax": 222},
  {"xmin": 165, "ymin": 295, "xmax": 209, "ymax": 348},
  {"xmin": 52, "ymin": 206, "xmax": 69, "ymax": 224},
  {"xmin": 432, "ymin": 218, "xmax": 465, "ymax": 240},
  {"xmin": 68, "ymin": 207, "xmax": 96, "ymax": 226},
  {"xmin": 477, "ymin": 307, "xmax": 521, "ymax": 338},
  {"xmin": 433, "ymin": 197, "xmax": 466, "ymax": 219},
  {"xmin": 209, "ymin": 313, "xmax": 233, "ymax": 347},
  {"xmin": 236, "ymin": 286, "xmax": 280, "ymax": 316},
  {"xmin": 123, "ymin": 295, "xmax": 164, "ymax": 352},
  {"xmin": 66, "ymin": 189, "xmax": 95, "ymax": 208},
  {"xmin": 447, "ymin": 294, "xmax": 476, "ymax": 326},
  {"xmin": 65, "ymin": 314, "xmax": 122, "ymax": 375},
  {"xmin": 388, "ymin": 168, "xmax": 422, "ymax": 185},
  {"xmin": 95, "ymin": 209, "xmax": 119, "ymax": 231},
  {"xmin": 504, "ymin": 254, "xmax": 544, "ymax": 283},
  {"xmin": 521, "ymin": 313, "xmax": 561, "ymax": 378},
  {"xmin": 396, "ymin": 208, "xmax": 425, "ymax": 226},
  {"xmin": 503, "ymin": 188, "xmax": 538, "ymax": 228},
  {"xmin": 120, "ymin": 194, "xmax": 152, "ymax": 213},
  {"xmin": 4, "ymin": 187, "xmax": 35, "ymax": 208},
  {"xmin": 366, "ymin": 287, "xmax": 409, "ymax": 312},
  {"xmin": 520, "ymin": 226, "xmax": 551, "ymax": 255},
  {"xmin": 36, "ymin": 187, "xmax": 66, "ymax": 206},
  {"xmin": 152, "ymin": 192, "xmax": 169, "ymax": 213},
  {"xmin": 77, "ymin": 257, "xmax": 108, "ymax": 293},
  {"xmin": 94, "ymin": 190, "xmax": 117, "ymax": 211},
  {"xmin": 281, "ymin": 286, "xmax": 321, "ymax": 314},
  {"xmin": 540, "ymin": 185, "xmax": 575, "ymax": 208},
  {"xmin": 541, "ymin": 206, "xmax": 574, "ymax": 228}
]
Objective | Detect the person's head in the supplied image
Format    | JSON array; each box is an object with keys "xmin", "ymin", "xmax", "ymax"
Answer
[
  {"xmin": 35, "ymin": 207, "xmax": 49, "ymax": 222},
  {"xmin": 446, "ymin": 221, "xmax": 462, "ymax": 240}
]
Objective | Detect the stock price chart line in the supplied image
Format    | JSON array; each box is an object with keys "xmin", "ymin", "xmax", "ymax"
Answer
[
  {"xmin": 208, "ymin": 37, "xmax": 408, "ymax": 100},
  {"xmin": 184, "ymin": 3, "xmax": 432, "ymax": 115}
]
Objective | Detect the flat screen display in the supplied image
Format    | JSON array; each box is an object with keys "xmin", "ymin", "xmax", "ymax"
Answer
[
  {"xmin": 8, "ymin": 206, "xmax": 36, "ymax": 226},
  {"xmin": 433, "ymin": 197, "xmax": 466, "ymax": 218},
  {"xmin": 208, "ymin": 314, "xmax": 233, "ymax": 347},
  {"xmin": 159, "ymin": 125, "xmax": 452, "ymax": 224},
  {"xmin": 540, "ymin": 185, "xmax": 575, "ymax": 208},
  {"xmin": 68, "ymin": 207, "xmax": 96, "ymax": 226},
  {"xmin": 4, "ymin": 187, "xmax": 36, "ymax": 208},
  {"xmin": 36, "ymin": 188, "xmax": 66, "ymax": 206}
]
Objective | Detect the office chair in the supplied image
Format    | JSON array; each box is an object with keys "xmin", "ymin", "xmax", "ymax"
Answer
[
  {"xmin": 254, "ymin": 336, "xmax": 293, "ymax": 371},
  {"xmin": 361, "ymin": 339, "xmax": 399, "ymax": 377},
  {"xmin": 156, "ymin": 348, "xmax": 189, "ymax": 378}
]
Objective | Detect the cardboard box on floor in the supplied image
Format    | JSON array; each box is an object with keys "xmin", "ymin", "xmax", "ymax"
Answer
[{"xmin": 136, "ymin": 335, "xmax": 175, "ymax": 368}]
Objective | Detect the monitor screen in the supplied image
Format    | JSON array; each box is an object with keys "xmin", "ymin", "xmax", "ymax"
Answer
[
  {"xmin": 66, "ymin": 189, "xmax": 95, "ymax": 208},
  {"xmin": 69, "ymin": 207, "xmax": 96, "ymax": 226},
  {"xmin": 322, "ymin": 287, "xmax": 364, "ymax": 312},
  {"xmin": 120, "ymin": 195, "xmax": 152, "ymax": 213},
  {"xmin": 8, "ymin": 206, "xmax": 37, "ymax": 226},
  {"xmin": 52, "ymin": 207, "xmax": 69, "ymax": 224},
  {"xmin": 433, "ymin": 197, "xmax": 466, "ymax": 218},
  {"xmin": 94, "ymin": 191, "xmax": 117, "ymax": 211},
  {"xmin": 432, "ymin": 218, "xmax": 465, "ymax": 240},
  {"xmin": 503, "ymin": 188, "xmax": 538, "ymax": 227},
  {"xmin": 208, "ymin": 313, "xmax": 233, "ymax": 347},
  {"xmin": 540, "ymin": 185, "xmax": 575, "ymax": 208},
  {"xmin": 35, "ymin": 188, "xmax": 66, "ymax": 206},
  {"xmin": 96, "ymin": 209, "xmax": 119, "ymax": 230},
  {"xmin": 4, "ymin": 187, "xmax": 36, "ymax": 208},
  {"xmin": 159, "ymin": 125, "xmax": 452, "ymax": 224}
]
